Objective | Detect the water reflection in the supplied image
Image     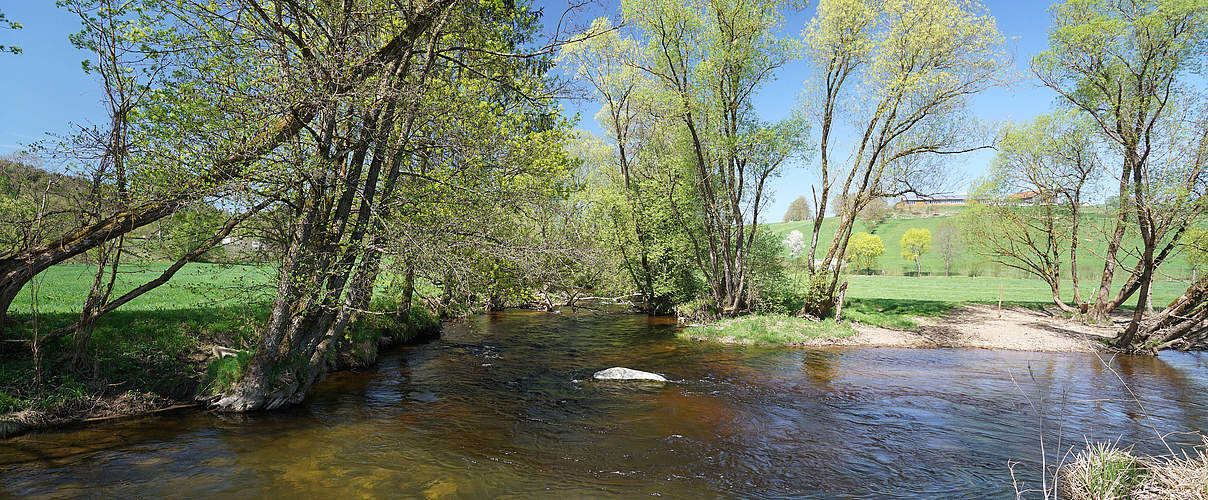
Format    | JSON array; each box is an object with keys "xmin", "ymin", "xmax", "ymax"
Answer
[{"xmin": 3, "ymin": 311, "xmax": 1208, "ymax": 498}]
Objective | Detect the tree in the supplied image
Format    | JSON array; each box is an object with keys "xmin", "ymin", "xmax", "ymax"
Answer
[
  {"xmin": 934, "ymin": 221, "xmax": 961, "ymax": 277},
  {"xmin": 798, "ymin": 0, "xmax": 1009, "ymax": 317},
  {"xmin": 570, "ymin": 0, "xmax": 811, "ymax": 315},
  {"xmin": 784, "ymin": 196, "xmax": 812, "ymax": 222},
  {"xmin": 962, "ymin": 112, "xmax": 1102, "ymax": 313},
  {"xmin": 1185, "ymin": 228, "xmax": 1208, "ymax": 277},
  {"xmin": 0, "ymin": 9, "xmax": 20, "ymax": 55},
  {"xmin": 846, "ymin": 232, "xmax": 884, "ymax": 275},
  {"xmin": 858, "ymin": 197, "xmax": 892, "ymax": 233},
  {"xmin": 559, "ymin": 19, "xmax": 700, "ymax": 315},
  {"xmin": 900, "ymin": 228, "xmax": 931, "ymax": 276},
  {"xmin": 783, "ymin": 230, "xmax": 806, "ymax": 261},
  {"xmin": 1034, "ymin": 0, "xmax": 1208, "ymax": 338}
]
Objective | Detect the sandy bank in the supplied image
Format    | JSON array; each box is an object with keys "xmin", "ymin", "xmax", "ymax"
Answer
[{"xmin": 798, "ymin": 304, "xmax": 1117, "ymax": 352}]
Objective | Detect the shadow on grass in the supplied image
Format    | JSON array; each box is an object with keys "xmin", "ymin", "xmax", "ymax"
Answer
[
  {"xmin": 841, "ymin": 298, "xmax": 960, "ymax": 330},
  {"xmin": 1, "ymin": 303, "xmax": 272, "ymax": 414}
]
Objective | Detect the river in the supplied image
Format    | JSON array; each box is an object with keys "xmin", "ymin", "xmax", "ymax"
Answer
[{"xmin": 3, "ymin": 311, "xmax": 1208, "ymax": 498}]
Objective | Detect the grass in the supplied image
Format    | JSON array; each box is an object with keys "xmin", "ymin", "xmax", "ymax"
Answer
[
  {"xmin": 1062, "ymin": 442, "xmax": 1148, "ymax": 499},
  {"xmin": 1, "ymin": 263, "xmax": 276, "ymax": 415},
  {"xmin": 202, "ymin": 349, "xmax": 253, "ymax": 395},
  {"xmin": 679, "ymin": 315, "xmax": 855, "ymax": 345},
  {"xmin": 822, "ymin": 274, "xmax": 1188, "ymax": 311},
  {"xmin": 840, "ymin": 298, "xmax": 957, "ymax": 330},
  {"xmin": 1, "ymin": 262, "xmax": 432, "ymax": 418},
  {"xmin": 1060, "ymin": 439, "xmax": 1208, "ymax": 500}
]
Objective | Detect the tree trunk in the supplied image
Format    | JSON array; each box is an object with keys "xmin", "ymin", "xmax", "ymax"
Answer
[{"xmin": 398, "ymin": 261, "xmax": 416, "ymax": 320}]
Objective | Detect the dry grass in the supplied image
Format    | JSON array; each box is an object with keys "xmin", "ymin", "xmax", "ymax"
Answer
[{"xmin": 1060, "ymin": 438, "xmax": 1208, "ymax": 500}]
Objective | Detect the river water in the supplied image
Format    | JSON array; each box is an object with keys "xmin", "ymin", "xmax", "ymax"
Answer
[{"xmin": 3, "ymin": 311, "xmax": 1208, "ymax": 498}]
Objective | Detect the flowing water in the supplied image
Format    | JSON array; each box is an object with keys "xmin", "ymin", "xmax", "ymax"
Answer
[{"xmin": 3, "ymin": 311, "xmax": 1208, "ymax": 498}]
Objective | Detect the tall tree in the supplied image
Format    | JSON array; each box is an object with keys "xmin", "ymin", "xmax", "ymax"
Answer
[
  {"xmin": 1034, "ymin": 0, "xmax": 1208, "ymax": 327},
  {"xmin": 799, "ymin": 0, "xmax": 1009, "ymax": 317},
  {"xmin": 570, "ymin": 0, "xmax": 810, "ymax": 315}
]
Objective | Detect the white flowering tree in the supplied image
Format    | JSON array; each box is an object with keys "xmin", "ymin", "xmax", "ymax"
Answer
[{"xmin": 783, "ymin": 230, "xmax": 805, "ymax": 261}]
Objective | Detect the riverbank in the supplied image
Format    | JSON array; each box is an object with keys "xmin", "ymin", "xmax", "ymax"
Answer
[
  {"xmin": 0, "ymin": 305, "xmax": 440, "ymax": 439},
  {"xmin": 680, "ymin": 304, "xmax": 1118, "ymax": 352}
]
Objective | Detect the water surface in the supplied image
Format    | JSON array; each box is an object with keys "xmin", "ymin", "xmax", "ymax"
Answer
[{"xmin": 3, "ymin": 311, "xmax": 1208, "ymax": 498}]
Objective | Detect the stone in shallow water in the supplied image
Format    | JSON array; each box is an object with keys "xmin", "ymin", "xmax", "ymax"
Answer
[{"xmin": 592, "ymin": 367, "xmax": 667, "ymax": 382}]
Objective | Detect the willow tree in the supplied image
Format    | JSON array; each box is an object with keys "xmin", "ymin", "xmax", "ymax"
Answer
[
  {"xmin": 1034, "ymin": 0, "xmax": 1208, "ymax": 329},
  {"xmin": 622, "ymin": 0, "xmax": 809, "ymax": 314},
  {"xmin": 214, "ymin": 0, "xmax": 573, "ymax": 411},
  {"xmin": 798, "ymin": 0, "xmax": 1010, "ymax": 317}
]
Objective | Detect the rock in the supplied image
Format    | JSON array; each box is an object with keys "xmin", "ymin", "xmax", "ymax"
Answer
[{"xmin": 593, "ymin": 367, "xmax": 667, "ymax": 382}]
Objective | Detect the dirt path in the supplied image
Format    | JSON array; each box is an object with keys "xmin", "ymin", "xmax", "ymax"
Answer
[{"xmin": 835, "ymin": 304, "xmax": 1117, "ymax": 352}]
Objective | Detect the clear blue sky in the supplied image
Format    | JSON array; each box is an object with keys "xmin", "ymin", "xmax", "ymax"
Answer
[{"xmin": 0, "ymin": 1, "xmax": 1065, "ymax": 220}]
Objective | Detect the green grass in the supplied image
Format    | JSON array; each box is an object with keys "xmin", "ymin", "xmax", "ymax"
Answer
[
  {"xmin": 202, "ymin": 349, "xmax": 253, "ymax": 395},
  {"xmin": 679, "ymin": 315, "xmax": 855, "ymax": 345},
  {"xmin": 840, "ymin": 298, "xmax": 957, "ymax": 330},
  {"xmin": 767, "ymin": 208, "xmax": 1199, "ymax": 280},
  {"xmin": 1063, "ymin": 442, "xmax": 1149, "ymax": 500},
  {"xmin": 2, "ymin": 262, "xmax": 439, "ymax": 417},
  {"xmin": 837, "ymin": 274, "xmax": 1187, "ymax": 309},
  {"xmin": 9, "ymin": 262, "xmax": 277, "ymax": 314},
  {"xmin": 2, "ymin": 263, "xmax": 276, "ymax": 415}
]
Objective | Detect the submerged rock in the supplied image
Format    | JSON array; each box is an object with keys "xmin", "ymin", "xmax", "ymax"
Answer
[{"xmin": 593, "ymin": 367, "xmax": 667, "ymax": 382}]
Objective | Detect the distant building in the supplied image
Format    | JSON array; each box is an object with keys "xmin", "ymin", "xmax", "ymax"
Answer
[
  {"xmin": 1009, "ymin": 190, "xmax": 1041, "ymax": 204},
  {"xmin": 897, "ymin": 193, "xmax": 967, "ymax": 207}
]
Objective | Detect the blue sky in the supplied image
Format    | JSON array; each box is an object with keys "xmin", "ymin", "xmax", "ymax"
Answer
[{"xmin": 0, "ymin": 0, "xmax": 1065, "ymax": 220}]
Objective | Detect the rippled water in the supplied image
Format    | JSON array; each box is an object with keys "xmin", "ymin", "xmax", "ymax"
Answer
[{"xmin": 3, "ymin": 311, "xmax": 1208, "ymax": 498}]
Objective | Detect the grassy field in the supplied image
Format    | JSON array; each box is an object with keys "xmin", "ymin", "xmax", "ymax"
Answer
[
  {"xmin": 766, "ymin": 208, "xmax": 1199, "ymax": 280},
  {"xmin": 2, "ymin": 263, "xmax": 278, "ymax": 415},
  {"xmin": 680, "ymin": 315, "xmax": 855, "ymax": 345}
]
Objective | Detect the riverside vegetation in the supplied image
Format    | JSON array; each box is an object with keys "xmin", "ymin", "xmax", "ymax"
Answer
[{"xmin": 1, "ymin": 0, "xmax": 1207, "ymax": 495}]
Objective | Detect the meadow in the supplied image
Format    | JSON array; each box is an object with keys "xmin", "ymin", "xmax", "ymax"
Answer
[{"xmin": 766, "ymin": 208, "xmax": 1199, "ymax": 281}]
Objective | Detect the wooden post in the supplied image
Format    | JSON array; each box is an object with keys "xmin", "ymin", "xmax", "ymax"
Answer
[
  {"xmin": 834, "ymin": 281, "xmax": 849, "ymax": 323},
  {"xmin": 998, "ymin": 281, "xmax": 1003, "ymax": 318}
]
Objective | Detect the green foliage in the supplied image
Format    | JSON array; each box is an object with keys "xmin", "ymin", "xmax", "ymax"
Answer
[
  {"xmin": 747, "ymin": 229, "xmax": 805, "ymax": 314},
  {"xmin": 784, "ymin": 196, "xmax": 812, "ymax": 222},
  {"xmin": 846, "ymin": 232, "xmax": 885, "ymax": 274},
  {"xmin": 799, "ymin": 272, "xmax": 838, "ymax": 318},
  {"xmin": 0, "ymin": 9, "xmax": 21, "ymax": 55},
  {"xmin": 900, "ymin": 228, "xmax": 932, "ymax": 274},
  {"xmin": 164, "ymin": 205, "xmax": 229, "ymax": 263},
  {"xmin": 679, "ymin": 315, "xmax": 855, "ymax": 346},
  {"xmin": 1184, "ymin": 228, "xmax": 1208, "ymax": 271}
]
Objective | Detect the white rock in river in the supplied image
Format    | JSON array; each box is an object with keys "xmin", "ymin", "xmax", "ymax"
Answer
[{"xmin": 593, "ymin": 367, "xmax": 667, "ymax": 382}]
